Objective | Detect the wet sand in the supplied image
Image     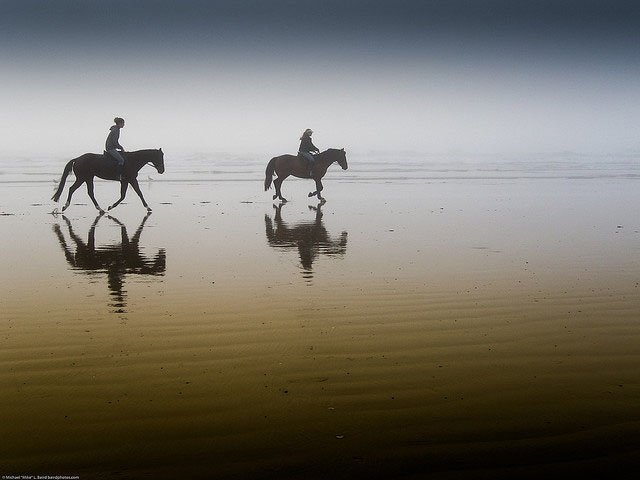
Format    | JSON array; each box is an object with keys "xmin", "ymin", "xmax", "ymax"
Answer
[{"xmin": 1, "ymin": 156, "xmax": 640, "ymax": 478}]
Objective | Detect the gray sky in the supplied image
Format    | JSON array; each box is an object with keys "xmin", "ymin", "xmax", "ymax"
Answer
[{"xmin": 2, "ymin": 0, "xmax": 639, "ymax": 157}]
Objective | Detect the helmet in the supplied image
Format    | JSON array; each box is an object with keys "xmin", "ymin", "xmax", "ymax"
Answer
[{"xmin": 304, "ymin": 128, "xmax": 313, "ymax": 135}]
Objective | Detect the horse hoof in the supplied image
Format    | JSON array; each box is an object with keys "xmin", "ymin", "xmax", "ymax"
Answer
[
  {"xmin": 147, "ymin": 207, "xmax": 152, "ymax": 212},
  {"xmin": 308, "ymin": 192, "xmax": 314, "ymax": 197},
  {"xmin": 273, "ymin": 194, "xmax": 278, "ymax": 200},
  {"xmin": 107, "ymin": 205, "xmax": 113, "ymax": 211}
]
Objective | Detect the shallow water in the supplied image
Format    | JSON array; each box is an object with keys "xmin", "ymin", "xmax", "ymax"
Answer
[{"xmin": 1, "ymin": 156, "xmax": 640, "ymax": 478}]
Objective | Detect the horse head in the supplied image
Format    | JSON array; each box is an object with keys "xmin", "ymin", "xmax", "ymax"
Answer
[
  {"xmin": 153, "ymin": 149, "xmax": 165, "ymax": 174},
  {"xmin": 335, "ymin": 148, "xmax": 348, "ymax": 170},
  {"xmin": 320, "ymin": 148, "xmax": 348, "ymax": 170}
]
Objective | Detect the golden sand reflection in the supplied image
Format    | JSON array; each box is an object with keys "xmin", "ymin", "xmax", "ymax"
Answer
[{"xmin": 1, "ymin": 176, "xmax": 640, "ymax": 478}]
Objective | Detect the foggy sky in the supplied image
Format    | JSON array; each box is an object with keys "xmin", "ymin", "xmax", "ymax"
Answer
[{"xmin": 2, "ymin": 0, "xmax": 639, "ymax": 157}]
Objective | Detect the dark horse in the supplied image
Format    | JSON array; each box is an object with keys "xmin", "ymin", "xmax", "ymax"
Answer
[
  {"xmin": 264, "ymin": 148, "xmax": 347, "ymax": 202},
  {"xmin": 51, "ymin": 149, "xmax": 165, "ymax": 213}
]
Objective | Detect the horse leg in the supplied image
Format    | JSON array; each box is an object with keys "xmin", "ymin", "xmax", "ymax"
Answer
[
  {"xmin": 273, "ymin": 175, "xmax": 288, "ymax": 202},
  {"xmin": 308, "ymin": 178, "xmax": 324, "ymax": 201},
  {"xmin": 129, "ymin": 179, "xmax": 152, "ymax": 211},
  {"xmin": 85, "ymin": 179, "xmax": 104, "ymax": 213},
  {"xmin": 108, "ymin": 181, "xmax": 129, "ymax": 211},
  {"xmin": 62, "ymin": 179, "xmax": 84, "ymax": 212},
  {"xmin": 272, "ymin": 177, "xmax": 281, "ymax": 201}
]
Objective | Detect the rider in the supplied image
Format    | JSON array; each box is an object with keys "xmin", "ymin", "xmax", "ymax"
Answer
[
  {"xmin": 299, "ymin": 128, "xmax": 319, "ymax": 177},
  {"xmin": 106, "ymin": 117, "xmax": 126, "ymax": 179}
]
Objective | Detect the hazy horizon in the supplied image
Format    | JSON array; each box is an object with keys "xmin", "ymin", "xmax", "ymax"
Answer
[{"xmin": 2, "ymin": 0, "xmax": 640, "ymax": 157}]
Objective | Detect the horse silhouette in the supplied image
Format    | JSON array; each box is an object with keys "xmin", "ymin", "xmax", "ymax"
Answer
[
  {"xmin": 264, "ymin": 148, "xmax": 348, "ymax": 202},
  {"xmin": 52, "ymin": 149, "xmax": 165, "ymax": 213},
  {"xmin": 264, "ymin": 202, "xmax": 347, "ymax": 281},
  {"xmin": 53, "ymin": 212, "xmax": 166, "ymax": 312}
]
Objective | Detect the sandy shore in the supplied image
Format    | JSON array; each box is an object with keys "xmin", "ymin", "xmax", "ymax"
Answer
[{"xmin": 1, "ymin": 163, "xmax": 640, "ymax": 478}]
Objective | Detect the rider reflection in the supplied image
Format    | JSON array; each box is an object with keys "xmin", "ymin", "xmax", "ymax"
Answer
[
  {"xmin": 264, "ymin": 202, "xmax": 347, "ymax": 283},
  {"xmin": 53, "ymin": 212, "xmax": 166, "ymax": 312}
]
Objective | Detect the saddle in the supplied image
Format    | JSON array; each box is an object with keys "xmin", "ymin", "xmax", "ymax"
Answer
[
  {"xmin": 103, "ymin": 151, "xmax": 128, "ymax": 180},
  {"xmin": 104, "ymin": 150, "xmax": 127, "ymax": 163},
  {"xmin": 298, "ymin": 152, "xmax": 316, "ymax": 178}
]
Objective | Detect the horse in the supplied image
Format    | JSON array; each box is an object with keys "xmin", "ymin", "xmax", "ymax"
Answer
[
  {"xmin": 51, "ymin": 149, "xmax": 165, "ymax": 213},
  {"xmin": 264, "ymin": 148, "xmax": 348, "ymax": 202}
]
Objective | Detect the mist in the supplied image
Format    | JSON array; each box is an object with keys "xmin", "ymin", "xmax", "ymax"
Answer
[{"xmin": 2, "ymin": 0, "xmax": 639, "ymax": 157}]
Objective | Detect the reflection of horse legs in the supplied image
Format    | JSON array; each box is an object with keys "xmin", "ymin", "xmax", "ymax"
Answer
[
  {"xmin": 131, "ymin": 211, "xmax": 153, "ymax": 243},
  {"xmin": 273, "ymin": 175, "xmax": 288, "ymax": 202},
  {"xmin": 308, "ymin": 178, "xmax": 325, "ymax": 201}
]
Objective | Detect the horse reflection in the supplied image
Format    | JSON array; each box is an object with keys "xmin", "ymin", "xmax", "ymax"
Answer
[
  {"xmin": 264, "ymin": 203, "xmax": 347, "ymax": 282},
  {"xmin": 53, "ymin": 212, "xmax": 165, "ymax": 312}
]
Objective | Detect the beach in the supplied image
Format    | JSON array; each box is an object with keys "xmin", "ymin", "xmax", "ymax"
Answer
[{"xmin": 1, "ymin": 154, "xmax": 640, "ymax": 478}]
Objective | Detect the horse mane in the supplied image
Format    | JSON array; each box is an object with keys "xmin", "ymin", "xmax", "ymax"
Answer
[
  {"xmin": 319, "ymin": 148, "xmax": 342, "ymax": 155},
  {"xmin": 128, "ymin": 148, "xmax": 160, "ymax": 155}
]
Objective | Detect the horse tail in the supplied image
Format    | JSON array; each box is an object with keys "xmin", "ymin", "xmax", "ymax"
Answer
[
  {"xmin": 51, "ymin": 159, "xmax": 75, "ymax": 202},
  {"xmin": 264, "ymin": 157, "xmax": 277, "ymax": 191}
]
